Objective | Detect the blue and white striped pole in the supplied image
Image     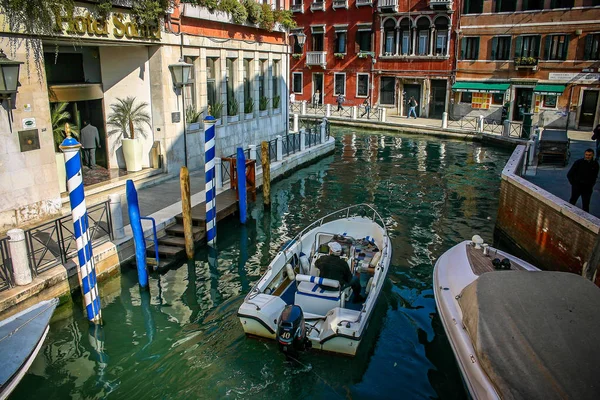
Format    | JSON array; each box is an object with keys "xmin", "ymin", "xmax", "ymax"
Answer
[
  {"xmin": 60, "ymin": 126, "xmax": 102, "ymax": 324},
  {"xmin": 204, "ymin": 115, "xmax": 217, "ymax": 245}
]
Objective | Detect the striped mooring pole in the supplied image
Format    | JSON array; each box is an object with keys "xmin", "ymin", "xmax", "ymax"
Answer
[
  {"xmin": 60, "ymin": 125, "xmax": 102, "ymax": 323},
  {"xmin": 204, "ymin": 115, "xmax": 217, "ymax": 245}
]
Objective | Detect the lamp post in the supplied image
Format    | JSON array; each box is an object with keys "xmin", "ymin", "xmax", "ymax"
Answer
[
  {"xmin": 168, "ymin": 58, "xmax": 193, "ymax": 167},
  {"xmin": 0, "ymin": 49, "xmax": 23, "ymax": 132},
  {"xmin": 296, "ymin": 32, "xmax": 307, "ymax": 48}
]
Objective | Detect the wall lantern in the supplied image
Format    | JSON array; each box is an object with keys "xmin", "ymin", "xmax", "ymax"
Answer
[
  {"xmin": 0, "ymin": 49, "xmax": 23, "ymax": 132},
  {"xmin": 168, "ymin": 57, "xmax": 193, "ymax": 167},
  {"xmin": 296, "ymin": 32, "xmax": 307, "ymax": 48}
]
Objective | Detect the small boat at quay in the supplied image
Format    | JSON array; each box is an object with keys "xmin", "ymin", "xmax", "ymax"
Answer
[
  {"xmin": 433, "ymin": 237, "xmax": 600, "ymax": 399},
  {"xmin": 237, "ymin": 204, "xmax": 391, "ymax": 357},
  {"xmin": 0, "ymin": 298, "xmax": 58, "ymax": 399}
]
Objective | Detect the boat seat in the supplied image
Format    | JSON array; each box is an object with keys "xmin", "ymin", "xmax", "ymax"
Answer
[{"xmin": 294, "ymin": 274, "xmax": 342, "ymax": 316}]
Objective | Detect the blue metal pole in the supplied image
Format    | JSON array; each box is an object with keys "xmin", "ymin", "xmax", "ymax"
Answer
[
  {"xmin": 126, "ymin": 180, "xmax": 148, "ymax": 288},
  {"xmin": 60, "ymin": 133, "xmax": 102, "ymax": 324},
  {"xmin": 236, "ymin": 147, "xmax": 247, "ymax": 224},
  {"xmin": 204, "ymin": 116, "xmax": 217, "ymax": 245}
]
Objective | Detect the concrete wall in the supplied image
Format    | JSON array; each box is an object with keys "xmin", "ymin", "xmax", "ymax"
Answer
[{"xmin": 495, "ymin": 146, "xmax": 600, "ymax": 285}]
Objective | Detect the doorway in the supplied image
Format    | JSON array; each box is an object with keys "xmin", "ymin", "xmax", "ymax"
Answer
[
  {"xmin": 580, "ymin": 90, "xmax": 599, "ymax": 128},
  {"xmin": 513, "ymin": 87, "xmax": 534, "ymax": 121},
  {"xmin": 312, "ymin": 73, "xmax": 323, "ymax": 105},
  {"xmin": 429, "ymin": 80, "xmax": 447, "ymax": 119},
  {"xmin": 403, "ymin": 84, "xmax": 421, "ymax": 117},
  {"xmin": 380, "ymin": 77, "xmax": 395, "ymax": 106}
]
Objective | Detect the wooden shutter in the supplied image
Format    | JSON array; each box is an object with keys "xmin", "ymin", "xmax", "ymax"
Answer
[
  {"xmin": 514, "ymin": 36, "xmax": 523, "ymax": 58},
  {"xmin": 584, "ymin": 34, "xmax": 593, "ymax": 60},
  {"xmin": 544, "ymin": 36, "xmax": 551, "ymax": 60},
  {"xmin": 562, "ymin": 35, "xmax": 569, "ymax": 60},
  {"xmin": 533, "ymin": 35, "xmax": 541, "ymax": 57},
  {"xmin": 461, "ymin": 37, "xmax": 466, "ymax": 60},
  {"xmin": 474, "ymin": 38, "xmax": 480, "ymax": 60},
  {"xmin": 491, "ymin": 37, "xmax": 498, "ymax": 60}
]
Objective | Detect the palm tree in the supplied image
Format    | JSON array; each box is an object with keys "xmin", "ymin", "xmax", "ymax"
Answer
[
  {"xmin": 106, "ymin": 97, "xmax": 151, "ymax": 150},
  {"xmin": 51, "ymin": 102, "xmax": 79, "ymax": 151}
]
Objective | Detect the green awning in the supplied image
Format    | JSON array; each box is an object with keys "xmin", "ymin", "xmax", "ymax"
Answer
[
  {"xmin": 533, "ymin": 84, "xmax": 565, "ymax": 95},
  {"xmin": 452, "ymin": 82, "xmax": 510, "ymax": 93}
]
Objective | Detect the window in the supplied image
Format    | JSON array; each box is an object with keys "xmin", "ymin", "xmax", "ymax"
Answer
[
  {"xmin": 550, "ymin": 0, "xmax": 574, "ymax": 7},
  {"xmin": 272, "ymin": 60, "xmax": 279, "ymax": 99},
  {"xmin": 463, "ymin": 0, "xmax": 483, "ymax": 13},
  {"xmin": 292, "ymin": 72, "xmax": 303, "ymax": 94},
  {"xmin": 226, "ymin": 58, "xmax": 236, "ymax": 116},
  {"xmin": 312, "ymin": 33, "xmax": 324, "ymax": 51},
  {"xmin": 522, "ymin": 0, "xmax": 543, "ymax": 10},
  {"xmin": 293, "ymin": 35, "xmax": 303, "ymax": 54},
  {"xmin": 584, "ymin": 34, "xmax": 600, "ymax": 60},
  {"xmin": 384, "ymin": 20, "xmax": 396, "ymax": 55},
  {"xmin": 515, "ymin": 35, "xmax": 541, "ymax": 58},
  {"xmin": 545, "ymin": 35, "xmax": 568, "ymax": 60},
  {"xmin": 335, "ymin": 31, "xmax": 347, "ymax": 53},
  {"xmin": 460, "ymin": 92, "xmax": 473, "ymax": 103},
  {"xmin": 184, "ymin": 56, "xmax": 196, "ymax": 109},
  {"xmin": 400, "ymin": 19, "xmax": 411, "ymax": 55},
  {"xmin": 495, "ymin": 0, "xmax": 516, "ymax": 12},
  {"xmin": 461, "ymin": 37, "xmax": 480, "ymax": 60},
  {"xmin": 206, "ymin": 57, "xmax": 218, "ymax": 111},
  {"xmin": 542, "ymin": 95, "xmax": 557, "ymax": 108},
  {"xmin": 491, "ymin": 36, "xmax": 511, "ymax": 60},
  {"xmin": 356, "ymin": 31, "xmax": 371, "ymax": 52},
  {"xmin": 334, "ymin": 73, "xmax": 345, "ymax": 95},
  {"xmin": 244, "ymin": 59, "xmax": 252, "ymax": 106},
  {"xmin": 434, "ymin": 17, "xmax": 449, "ymax": 56},
  {"xmin": 492, "ymin": 93, "xmax": 505, "ymax": 105},
  {"xmin": 357, "ymin": 73, "xmax": 369, "ymax": 97},
  {"xmin": 259, "ymin": 60, "xmax": 267, "ymax": 99},
  {"xmin": 416, "ymin": 18, "xmax": 430, "ymax": 56}
]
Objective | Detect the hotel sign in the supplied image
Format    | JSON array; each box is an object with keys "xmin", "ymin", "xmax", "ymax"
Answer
[
  {"xmin": 54, "ymin": 11, "xmax": 161, "ymax": 41},
  {"xmin": 548, "ymin": 72, "xmax": 600, "ymax": 83}
]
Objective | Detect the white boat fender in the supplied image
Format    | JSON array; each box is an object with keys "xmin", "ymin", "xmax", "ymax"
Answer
[
  {"xmin": 370, "ymin": 251, "xmax": 381, "ymax": 268},
  {"xmin": 285, "ymin": 263, "xmax": 296, "ymax": 281},
  {"xmin": 299, "ymin": 254, "xmax": 310, "ymax": 275},
  {"xmin": 365, "ymin": 277, "xmax": 374, "ymax": 294}
]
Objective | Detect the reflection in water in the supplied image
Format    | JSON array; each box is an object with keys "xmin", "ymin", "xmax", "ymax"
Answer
[{"xmin": 13, "ymin": 128, "xmax": 512, "ymax": 400}]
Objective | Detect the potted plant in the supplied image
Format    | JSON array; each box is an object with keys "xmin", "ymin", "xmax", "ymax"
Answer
[
  {"xmin": 244, "ymin": 97, "xmax": 254, "ymax": 119},
  {"xmin": 334, "ymin": 53, "xmax": 345, "ymax": 59},
  {"xmin": 185, "ymin": 104, "xmax": 202, "ymax": 131},
  {"xmin": 51, "ymin": 102, "xmax": 80, "ymax": 193},
  {"xmin": 227, "ymin": 96, "xmax": 239, "ymax": 122},
  {"xmin": 107, "ymin": 96, "xmax": 151, "ymax": 172},
  {"xmin": 259, "ymin": 96, "xmax": 270, "ymax": 116},
  {"xmin": 208, "ymin": 101, "xmax": 224, "ymax": 125},
  {"xmin": 292, "ymin": 53, "xmax": 302, "ymax": 59},
  {"xmin": 272, "ymin": 95, "xmax": 281, "ymax": 111}
]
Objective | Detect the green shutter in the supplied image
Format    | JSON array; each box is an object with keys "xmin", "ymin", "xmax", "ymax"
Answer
[
  {"xmin": 475, "ymin": 38, "xmax": 480, "ymax": 60},
  {"xmin": 461, "ymin": 38, "xmax": 466, "ymax": 60},
  {"xmin": 534, "ymin": 35, "xmax": 541, "ymax": 57},
  {"xmin": 584, "ymin": 35, "xmax": 593, "ymax": 60},
  {"xmin": 463, "ymin": 0, "xmax": 470, "ymax": 13},
  {"xmin": 491, "ymin": 37, "xmax": 498, "ymax": 60},
  {"xmin": 544, "ymin": 36, "xmax": 551, "ymax": 60},
  {"xmin": 495, "ymin": 0, "xmax": 501, "ymax": 12},
  {"xmin": 514, "ymin": 36, "xmax": 522, "ymax": 58},
  {"xmin": 562, "ymin": 35, "xmax": 569, "ymax": 60}
]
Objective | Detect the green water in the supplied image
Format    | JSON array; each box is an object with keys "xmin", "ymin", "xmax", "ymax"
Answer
[{"xmin": 11, "ymin": 127, "xmax": 512, "ymax": 399}]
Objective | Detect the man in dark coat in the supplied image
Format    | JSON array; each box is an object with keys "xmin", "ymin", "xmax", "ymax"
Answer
[
  {"xmin": 80, "ymin": 120, "xmax": 101, "ymax": 169},
  {"xmin": 567, "ymin": 148, "xmax": 599, "ymax": 212},
  {"xmin": 315, "ymin": 242, "xmax": 363, "ymax": 303}
]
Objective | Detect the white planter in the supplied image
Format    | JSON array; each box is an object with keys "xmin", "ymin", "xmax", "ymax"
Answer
[
  {"xmin": 122, "ymin": 138, "xmax": 143, "ymax": 172},
  {"xmin": 55, "ymin": 153, "xmax": 67, "ymax": 193},
  {"xmin": 245, "ymin": 113, "xmax": 253, "ymax": 120},
  {"xmin": 259, "ymin": 110, "xmax": 269, "ymax": 117},
  {"xmin": 215, "ymin": 118, "xmax": 222, "ymax": 126},
  {"xmin": 228, "ymin": 115, "xmax": 240, "ymax": 123},
  {"xmin": 187, "ymin": 122, "xmax": 201, "ymax": 131}
]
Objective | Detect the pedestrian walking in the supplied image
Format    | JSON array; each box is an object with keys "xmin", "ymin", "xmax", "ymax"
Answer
[
  {"xmin": 567, "ymin": 148, "xmax": 599, "ymax": 213},
  {"xmin": 336, "ymin": 93, "xmax": 345, "ymax": 111},
  {"xmin": 80, "ymin": 120, "xmax": 101, "ymax": 169},
  {"xmin": 313, "ymin": 90, "xmax": 320, "ymax": 108},
  {"xmin": 360, "ymin": 97, "xmax": 371, "ymax": 118},
  {"xmin": 592, "ymin": 124, "xmax": 600, "ymax": 161},
  {"xmin": 407, "ymin": 96, "xmax": 418, "ymax": 119}
]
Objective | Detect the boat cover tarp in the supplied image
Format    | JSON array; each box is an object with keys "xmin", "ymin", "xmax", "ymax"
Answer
[{"xmin": 458, "ymin": 271, "xmax": 600, "ymax": 400}]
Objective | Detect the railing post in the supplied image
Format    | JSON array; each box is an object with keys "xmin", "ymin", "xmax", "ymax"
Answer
[
  {"xmin": 477, "ymin": 115, "xmax": 484, "ymax": 133},
  {"xmin": 326, "ymin": 104, "xmax": 331, "ymax": 117},
  {"xmin": 301, "ymin": 100, "xmax": 307, "ymax": 115},
  {"xmin": 381, "ymin": 108, "xmax": 387, "ymax": 122},
  {"xmin": 442, "ymin": 112, "xmax": 448, "ymax": 129},
  {"xmin": 300, "ymin": 129, "xmax": 306, "ymax": 151},
  {"xmin": 352, "ymin": 106, "xmax": 358, "ymax": 120},
  {"xmin": 293, "ymin": 113, "xmax": 299, "ymax": 132},
  {"xmin": 320, "ymin": 118, "xmax": 327, "ymax": 143},
  {"xmin": 215, "ymin": 157, "xmax": 223, "ymax": 189},
  {"xmin": 7, "ymin": 229, "xmax": 32, "ymax": 286},
  {"xmin": 503, "ymin": 120, "xmax": 511, "ymax": 137},
  {"xmin": 249, "ymin": 144, "xmax": 257, "ymax": 161},
  {"xmin": 109, "ymin": 194, "xmax": 125, "ymax": 240},
  {"xmin": 276, "ymin": 135, "xmax": 283, "ymax": 161}
]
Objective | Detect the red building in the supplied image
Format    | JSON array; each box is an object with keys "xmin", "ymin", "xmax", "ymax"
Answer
[{"xmin": 290, "ymin": 0, "xmax": 456, "ymax": 118}]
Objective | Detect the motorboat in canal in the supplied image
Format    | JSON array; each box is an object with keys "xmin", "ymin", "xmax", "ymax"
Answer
[
  {"xmin": 237, "ymin": 204, "xmax": 390, "ymax": 356},
  {"xmin": 0, "ymin": 298, "xmax": 58, "ymax": 399},
  {"xmin": 433, "ymin": 237, "xmax": 600, "ymax": 399}
]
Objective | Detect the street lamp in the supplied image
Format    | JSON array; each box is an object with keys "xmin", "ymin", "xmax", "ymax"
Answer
[
  {"xmin": 168, "ymin": 57, "xmax": 193, "ymax": 167},
  {"xmin": 296, "ymin": 32, "xmax": 306, "ymax": 48},
  {"xmin": 0, "ymin": 49, "xmax": 23, "ymax": 132}
]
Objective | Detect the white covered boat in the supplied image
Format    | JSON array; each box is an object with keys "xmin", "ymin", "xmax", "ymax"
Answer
[
  {"xmin": 237, "ymin": 204, "xmax": 391, "ymax": 356},
  {"xmin": 434, "ymin": 238, "xmax": 600, "ymax": 399},
  {"xmin": 0, "ymin": 298, "xmax": 58, "ymax": 399}
]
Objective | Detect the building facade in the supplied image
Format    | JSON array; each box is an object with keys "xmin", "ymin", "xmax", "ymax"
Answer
[
  {"xmin": 290, "ymin": 0, "xmax": 456, "ymax": 118},
  {"xmin": 453, "ymin": 0, "xmax": 600, "ymax": 129}
]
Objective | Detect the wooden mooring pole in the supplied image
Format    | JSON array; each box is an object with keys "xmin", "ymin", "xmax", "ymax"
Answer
[
  {"xmin": 261, "ymin": 141, "xmax": 271, "ymax": 209},
  {"xmin": 180, "ymin": 167, "xmax": 194, "ymax": 259}
]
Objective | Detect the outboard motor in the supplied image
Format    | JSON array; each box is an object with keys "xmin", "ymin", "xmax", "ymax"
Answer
[{"xmin": 276, "ymin": 305, "xmax": 309, "ymax": 358}]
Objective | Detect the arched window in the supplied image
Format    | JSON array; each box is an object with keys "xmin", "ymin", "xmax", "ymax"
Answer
[
  {"xmin": 434, "ymin": 17, "xmax": 449, "ymax": 56},
  {"xmin": 399, "ymin": 19, "xmax": 411, "ymax": 55},
  {"xmin": 384, "ymin": 20, "xmax": 396, "ymax": 55},
  {"xmin": 416, "ymin": 17, "xmax": 430, "ymax": 56}
]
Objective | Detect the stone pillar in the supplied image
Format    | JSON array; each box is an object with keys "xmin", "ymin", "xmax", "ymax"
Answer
[
  {"xmin": 381, "ymin": 108, "xmax": 387, "ymax": 122},
  {"xmin": 300, "ymin": 129, "xmax": 306, "ymax": 151},
  {"xmin": 442, "ymin": 112, "xmax": 448, "ymax": 129},
  {"xmin": 8, "ymin": 229, "xmax": 32, "ymax": 286},
  {"xmin": 503, "ymin": 120, "xmax": 511, "ymax": 137},
  {"xmin": 249, "ymin": 144, "xmax": 257, "ymax": 161},
  {"xmin": 215, "ymin": 157, "xmax": 223, "ymax": 188},
  {"xmin": 352, "ymin": 106, "xmax": 358, "ymax": 120},
  {"xmin": 477, "ymin": 115, "xmax": 484, "ymax": 133},
  {"xmin": 293, "ymin": 113, "xmax": 299, "ymax": 132},
  {"xmin": 326, "ymin": 104, "xmax": 331, "ymax": 117},
  {"xmin": 109, "ymin": 194, "xmax": 125, "ymax": 240},
  {"xmin": 276, "ymin": 135, "xmax": 283, "ymax": 161},
  {"xmin": 320, "ymin": 118, "xmax": 327, "ymax": 143},
  {"xmin": 301, "ymin": 100, "xmax": 307, "ymax": 115}
]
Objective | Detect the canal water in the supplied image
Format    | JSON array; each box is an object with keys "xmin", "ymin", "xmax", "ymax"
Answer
[{"xmin": 12, "ymin": 127, "xmax": 512, "ymax": 400}]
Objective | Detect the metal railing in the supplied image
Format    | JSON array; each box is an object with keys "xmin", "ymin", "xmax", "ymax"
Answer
[
  {"xmin": 0, "ymin": 237, "xmax": 13, "ymax": 291},
  {"xmin": 306, "ymin": 51, "xmax": 327, "ymax": 66},
  {"xmin": 291, "ymin": 2, "xmax": 303, "ymax": 12},
  {"xmin": 310, "ymin": 0, "xmax": 325, "ymax": 11},
  {"xmin": 509, "ymin": 121, "xmax": 523, "ymax": 138},
  {"xmin": 330, "ymin": 107, "xmax": 353, "ymax": 118},
  {"xmin": 308, "ymin": 104, "xmax": 326, "ymax": 116},
  {"xmin": 483, "ymin": 119, "xmax": 503, "ymax": 135},
  {"xmin": 447, "ymin": 116, "xmax": 478, "ymax": 131},
  {"xmin": 332, "ymin": 0, "xmax": 347, "ymax": 7},
  {"xmin": 378, "ymin": 0, "xmax": 398, "ymax": 9},
  {"xmin": 290, "ymin": 102, "xmax": 302, "ymax": 114},
  {"xmin": 282, "ymin": 134, "xmax": 301, "ymax": 157},
  {"xmin": 356, "ymin": 0, "xmax": 372, "ymax": 5}
]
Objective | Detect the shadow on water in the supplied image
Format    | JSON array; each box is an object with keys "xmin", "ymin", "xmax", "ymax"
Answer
[{"xmin": 12, "ymin": 127, "xmax": 513, "ymax": 399}]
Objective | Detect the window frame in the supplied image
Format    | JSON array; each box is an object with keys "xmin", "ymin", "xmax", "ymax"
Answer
[
  {"xmin": 292, "ymin": 72, "xmax": 303, "ymax": 95},
  {"xmin": 461, "ymin": 37, "xmax": 480, "ymax": 60},
  {"xmin": 584, "ymin": 33, "xmax": 600, "ymax": 60},
  {"xmin": 206, "ymin": 57, "xmax": 219, "ymax": 113},
  {"xmin": 515, "ymin": 35, "xmax": 541, "ymax": 58},
  {"xmin": 545, "ymin": 34, "xmax": 569, "ymax": 60},
  {"xmin": 356, "ymin": 73, "xmax": 369, "ymax": 98},
  {"xmin": 334, "ymin": 72, "xmax": 346, "ymax": 96},
  {"xmin": 356, "ymin": 30, "xmax": 372, "ymax": 53},
  {"xmin": 460, "ymin": 92, "xmax": 473, "ymax": 103},
  {"xmin": 542, "ymin": 95, "xmax": 558, "ymax": 109},
  {"xmin": 491, "ymin": 36, "xmax": 511, "ymax": 61},
  {"xmin": 495, "ymin": 0, "xmax": 516, "ymax": 12},
  {"xmin": 463, "ymin": 0, "xmax": 483, "ymax": 14},
  {"xmin": 335, "ymin": 31, "xmax": 347, "ymax": 54},
  {"xmin": 491, "ymin": 93, "xmax": 505, "ymax": 105}
]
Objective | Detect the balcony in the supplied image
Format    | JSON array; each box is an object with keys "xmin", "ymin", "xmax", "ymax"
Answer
[
  {"xmin": 306, "ymin": 52, "xmax": 327, "ymax": 68},
  {"xmin": 311, "ymin": 0, "xmax": 325, "ymax": 11},
  {"xmin": 514, "ymin": 57, "xmax": 539, "ymax": 71},
  {"xmin": 377, "ymin": 0, "xmax": 398, "ymax": 12},
  {"xmin": 291, "ymin": 2, "xmax": 303, "ymax": 12},
  {"xmin": 333, "ymin": 0, "xmax": 348, "ymax": 9},
  {"xmin": 356, "ymin": 0, "xmax": 373, "ymax": 5},
  {"xmin": 428, "ymin": 0, "xmax": 453, "ymax": 10}
]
